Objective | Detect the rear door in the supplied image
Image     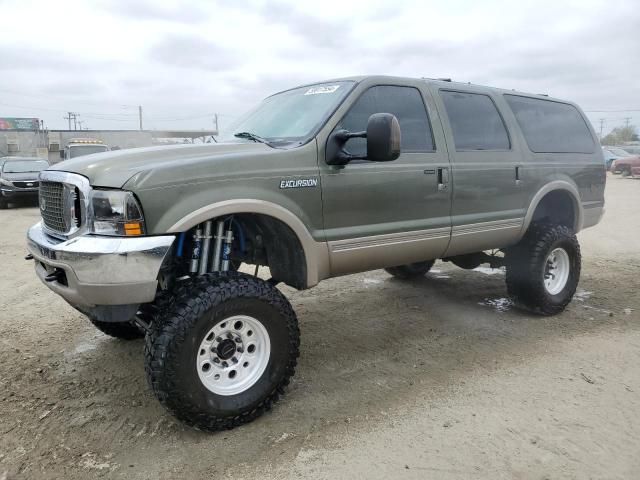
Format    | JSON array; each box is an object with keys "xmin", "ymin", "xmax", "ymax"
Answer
[
  {"xmin": 319, "ymin": 82, "xmax": 452, "ymax": 275},
  {"xmin": 430, "ymin": 85, "xmax": 527, "ymax": 256}
]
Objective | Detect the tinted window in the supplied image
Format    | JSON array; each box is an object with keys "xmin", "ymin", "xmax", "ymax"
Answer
[
  {"xmin": 440, "ymin": 91, "xmax": 510, "ymax": 151},
  {"xmin": 338, "ymin": 85, "xmax": 434, "ymax": 156},
  {"xmin": 504, "ymin": 95, "xmax": 595, "ymax": 153}
]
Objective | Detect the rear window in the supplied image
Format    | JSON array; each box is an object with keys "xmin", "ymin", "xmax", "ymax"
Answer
[
  {"xmin": 504, "ymin": 95, "xmax": 595, "ymax": 154},
  {"xmin": 440, "ymin": 91, "xmax": 510, "ymax": 151}
]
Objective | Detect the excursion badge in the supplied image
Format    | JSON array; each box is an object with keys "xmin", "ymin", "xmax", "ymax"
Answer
[{"xmin": 279, "ymin": 178, "xmax": 318, "ymax": 189}]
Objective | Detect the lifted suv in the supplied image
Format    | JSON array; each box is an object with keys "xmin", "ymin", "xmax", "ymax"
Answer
[{"xmin": 27, "ymin": 76, "xmax": 605, "ymax": 431}]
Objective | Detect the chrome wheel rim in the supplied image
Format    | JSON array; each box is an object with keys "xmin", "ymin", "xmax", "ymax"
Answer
[
  {"xmin": 544, "ymin": 247, "xmax": 570, "ymax": 295},
  {"xmin": 196, "ymin": 315, "xmax": 270, "ymax": 396}
]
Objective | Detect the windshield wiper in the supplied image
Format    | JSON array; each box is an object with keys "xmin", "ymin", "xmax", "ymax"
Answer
[{"xmin": 233, "ymin": 132, "xmax": 273, "ymax": 146}]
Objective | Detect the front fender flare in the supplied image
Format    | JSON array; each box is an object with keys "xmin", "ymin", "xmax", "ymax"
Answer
[{"xmin": 167, "ymin": 199, "xmax": 329, "ymax": 288}]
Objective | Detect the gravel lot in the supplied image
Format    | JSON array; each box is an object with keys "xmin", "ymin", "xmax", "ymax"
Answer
[{"xmin": 1, "ymin": 175, "xmax": 639, "ymax": 479}]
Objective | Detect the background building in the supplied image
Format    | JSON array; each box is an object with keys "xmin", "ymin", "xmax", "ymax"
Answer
[{"xmin": 0, "ymin": 118, "xmax": 217, "ymax": 164}]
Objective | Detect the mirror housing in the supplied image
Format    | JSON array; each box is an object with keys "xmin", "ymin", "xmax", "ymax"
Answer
[{"xmin": 326, "ymin": 113, "xmax": 401, "ymax": 165}]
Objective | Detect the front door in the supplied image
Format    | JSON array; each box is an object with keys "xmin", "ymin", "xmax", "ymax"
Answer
[{"xmin": 319, "ymin": 83, "xmax": 452, "ymax": 276}]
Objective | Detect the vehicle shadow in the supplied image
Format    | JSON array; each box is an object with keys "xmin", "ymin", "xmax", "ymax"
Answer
[{"xmin": 1, "ymin": 199, "xmax": 39, "ymax": 210}]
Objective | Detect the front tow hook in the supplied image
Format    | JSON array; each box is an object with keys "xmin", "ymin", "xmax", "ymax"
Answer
[{"xmin": 44, "ymin": 271, "xmax": 64, "ymax": 283}]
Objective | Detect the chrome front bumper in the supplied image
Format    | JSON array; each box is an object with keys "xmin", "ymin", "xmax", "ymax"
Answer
[{"xmin": 27, "ymin": 222, "xmax": 175, "ymax": 307}]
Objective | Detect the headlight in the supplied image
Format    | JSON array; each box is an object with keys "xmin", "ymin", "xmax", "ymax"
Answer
[
  {"xmin": 0, "ymin": 178, "xmax": 13, "ymax": 186},
  {"xmin": 90, "ymin": 189, "xmax": 145, "ymax": 236}
]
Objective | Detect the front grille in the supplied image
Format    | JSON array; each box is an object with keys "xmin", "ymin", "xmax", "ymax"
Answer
[
  {"xmin": 39, "ymin": 181, "xmax": 67, "ymax": 233},
  {"xmin": 13, "ymin": 181, "xmax": 39, "ymax": 189}
]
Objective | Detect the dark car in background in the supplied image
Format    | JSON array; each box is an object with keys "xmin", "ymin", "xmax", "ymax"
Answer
[{"xmin": 0, "ymin": 157, "xmax": 49, "ymax": 208}]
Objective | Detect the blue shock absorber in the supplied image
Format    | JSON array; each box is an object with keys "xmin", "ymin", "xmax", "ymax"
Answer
[{"xmin": 176, "ymin": 232, "xmax": 186, "ymax": 257}]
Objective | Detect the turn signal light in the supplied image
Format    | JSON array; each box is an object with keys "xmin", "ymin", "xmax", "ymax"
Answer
[{"xmin": 124, "ymin": 222, "xmax": 143, "ymax": 236}]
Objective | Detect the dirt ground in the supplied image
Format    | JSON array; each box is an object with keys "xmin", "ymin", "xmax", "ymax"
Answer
[{"xmin": 0, "ymin": 175, "xmax": 638, "ymax": 480}]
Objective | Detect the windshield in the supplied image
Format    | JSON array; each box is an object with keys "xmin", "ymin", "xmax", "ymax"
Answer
[
  {"xmin": 220, "ymin": 81, "xmax": 354, "ymax": 147},
  {"xmin": 3, "ymin": 160, "xmax": 49, "ymax": 173},
  {"xmin": 608, "ymin": 147, "xmax": 630, "ymax": 157},
  {"xmin": 69, "ymin": 145, "xmax": 108, "ymax": 158}
]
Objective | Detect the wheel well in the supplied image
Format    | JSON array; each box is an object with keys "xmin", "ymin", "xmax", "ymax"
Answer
[
  {"xmin": 239, "ymin": 213, "xmax": 307, "ymax": 290},
  {"xmin": 531, "ymin": 190, "xmax": 577, "ymax": 231},
  {"xmin": 178, "ymin": 213, "xmax": 307, "ymax": 290}
]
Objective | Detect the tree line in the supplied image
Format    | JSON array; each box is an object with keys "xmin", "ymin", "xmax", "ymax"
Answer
[{"xmin": 601, "ymin": 125, "xmax": 639, "ymax": 146}]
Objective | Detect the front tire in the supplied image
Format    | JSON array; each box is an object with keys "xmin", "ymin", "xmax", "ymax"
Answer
[
  {"xmin": 506, "ymin": 223, "xmax": 581, "ymax": 315},
  {"xmin": 144, "ymin": 272, "xmax": 300, "ymax": 431},
  {"xmin": 385, "ymin": 260, "xmax": 435, "ymax": 279}
]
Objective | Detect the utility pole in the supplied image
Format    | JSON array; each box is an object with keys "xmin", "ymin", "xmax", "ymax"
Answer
[
  {"xmin": 624, "ymin": 117, "xmax": 631, "ymax": 128},
  {"xmin": 599, "ymin": 118, "xmax": 605, "ymax": 140},
  {"xmin": 214, "ymin": 113, "xmax": 219, "ymax": 135},
  {"xmin": 77, "ymin": 120, "xmax": 85, "ymax": 130},
  {"xmin": 138, "ymin": 105, "xmax": 143, "ymax": 131},
  {"xmin": 64, "ymin": 112, "xmax": 80, "ymax": 130}
]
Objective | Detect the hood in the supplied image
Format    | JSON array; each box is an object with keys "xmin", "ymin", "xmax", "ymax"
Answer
[
  {"xmin": 48, "ymin": 142, "xmax": 272, "ymax": 188},
  {"xmin": 2, "ymin": 171, "xmax": 42, "ymax": 182}
]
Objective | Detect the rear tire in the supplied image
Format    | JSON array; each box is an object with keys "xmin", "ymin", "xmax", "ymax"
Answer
[
  {"xmin": 506, "ymin": 223, "xmax": 581, "ymax": 315},
  {"xmin": 144, "ymin": 272, "xmax": 299, "ymax": 431},
  {"xmin": 622, "ymin": 167, "xmax": 631, "ymax": 177},
  {"xmin": 0, "ymin": 198, "xmax": 7, "ymax": 209},
  {"xmin": 88, "ymin": 318, "xmax": 144, "ymax": 340},
  {"xmin": 385, "ymin": 260, "xmax": 435, "ymax": 279}
]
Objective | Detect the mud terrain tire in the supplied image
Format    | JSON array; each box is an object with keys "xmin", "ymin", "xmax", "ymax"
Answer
[
  {"xmin": 88, "ymin": 318, "xmax": 144, "ymax": 340},
  {"xmin": 385, "ymin": 260, "xmax": 435, "ymax": 279},
  {"xmin": 506, "ymin": 223, "xmax": 581, "ymax": 316},
  {"xmin": 144, "ymin": 272, "xmax": 299, "ymax": 431}
]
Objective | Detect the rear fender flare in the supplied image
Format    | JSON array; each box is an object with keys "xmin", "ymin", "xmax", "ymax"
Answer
[{"xmin": 520, "ymin": 180, "xmax": 583, "ymax": 238}]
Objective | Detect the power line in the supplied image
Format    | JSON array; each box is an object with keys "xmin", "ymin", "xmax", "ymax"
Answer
[{"xmin": 584, "ymin": 109, "xmax": 640, "ymax": 113}]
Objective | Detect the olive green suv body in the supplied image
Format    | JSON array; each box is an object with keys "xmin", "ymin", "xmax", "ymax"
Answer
[{"xmin": 26, "ymin": 75, "xmax": 605, "ymax": 430}]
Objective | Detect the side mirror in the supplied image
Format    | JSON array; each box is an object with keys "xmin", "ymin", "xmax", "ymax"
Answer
[
  {"xmin": 59, "ymin": 150, "xmax": 65, "ymax": 159},
  {"xmin": 327, "ymin": 113, "xmax": 401, "ymax": 165}
]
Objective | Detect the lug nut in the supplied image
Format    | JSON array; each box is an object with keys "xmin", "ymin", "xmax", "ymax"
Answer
[
  {"xmin": 213, "ymin": 357, "xmax": 220, "ymax": 363},
  {"xmin": 234, "ymin": 337, "xmax": 241, "ymax": 343},
  {"xmin": 226, "ymin": 333, "xmax": 233, "ymax": 339},
  {"xmin": 237, "ymin": 347, "xmax": 243, "ymax": 353},
  {"xmin": 216, "ymin": 337, "xmax": 222, "ymax": 343},
  {"xmin": 222, "ymin": 361, "xmax": 228, "ymax": 368},
  {"xmin": 232, "ymin": 357, "xmax": 238, "ymax": 364}
]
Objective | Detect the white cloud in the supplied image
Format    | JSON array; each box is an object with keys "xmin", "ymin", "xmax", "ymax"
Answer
[{"xmin": 0, "ymin": 0, "xmax": 638, "ymax": 133}]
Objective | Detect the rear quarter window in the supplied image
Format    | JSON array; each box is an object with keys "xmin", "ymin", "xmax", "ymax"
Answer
[
  {"xmin": 504, "ymin": 95, "xmax": 595, "ymax": 154},
  {"xmin": 440, "ymin": 90, "xmax": 511, "ymax": 151}
]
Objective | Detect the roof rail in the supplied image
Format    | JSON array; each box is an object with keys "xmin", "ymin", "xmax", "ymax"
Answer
[{"xmin": 421, "ymin": 77, "xmax": 453, "ymax": 82}]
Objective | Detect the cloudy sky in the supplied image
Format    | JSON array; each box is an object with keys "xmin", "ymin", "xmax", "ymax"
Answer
[{"xmin": 1, "ymin": 0, "xmax": 639, "ymax": 135}]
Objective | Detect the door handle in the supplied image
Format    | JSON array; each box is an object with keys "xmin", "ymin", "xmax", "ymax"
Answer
[
  {"xmin": 437, "ymin": 167, "xmax": 449, "ymax": 191},
  {"xmin": 515, "ymin": 166, "xmax": 522, "ymax": 185}
]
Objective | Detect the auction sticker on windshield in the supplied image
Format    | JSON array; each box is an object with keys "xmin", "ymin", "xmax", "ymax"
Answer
[{"xmin": 304, "ymin": 85, "xmax": 340, "ymax": 95}]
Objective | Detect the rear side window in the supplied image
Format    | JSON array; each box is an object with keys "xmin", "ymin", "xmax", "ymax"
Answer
[
  {"xmin": 338, "ymin": 85, "xmax": 435, "ymax": 156},
  {"xmin": 440, "ymin": 91, "xmax": 510, "ymax": 151},
  {"xmin": 504, "ymin": 95, "xmax": 595, "ymax": 153}
]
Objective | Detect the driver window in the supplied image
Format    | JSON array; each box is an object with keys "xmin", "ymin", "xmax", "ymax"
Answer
[{"xmin": 337, "ymin": 85, "xmax": 435, "ymax": 157}]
